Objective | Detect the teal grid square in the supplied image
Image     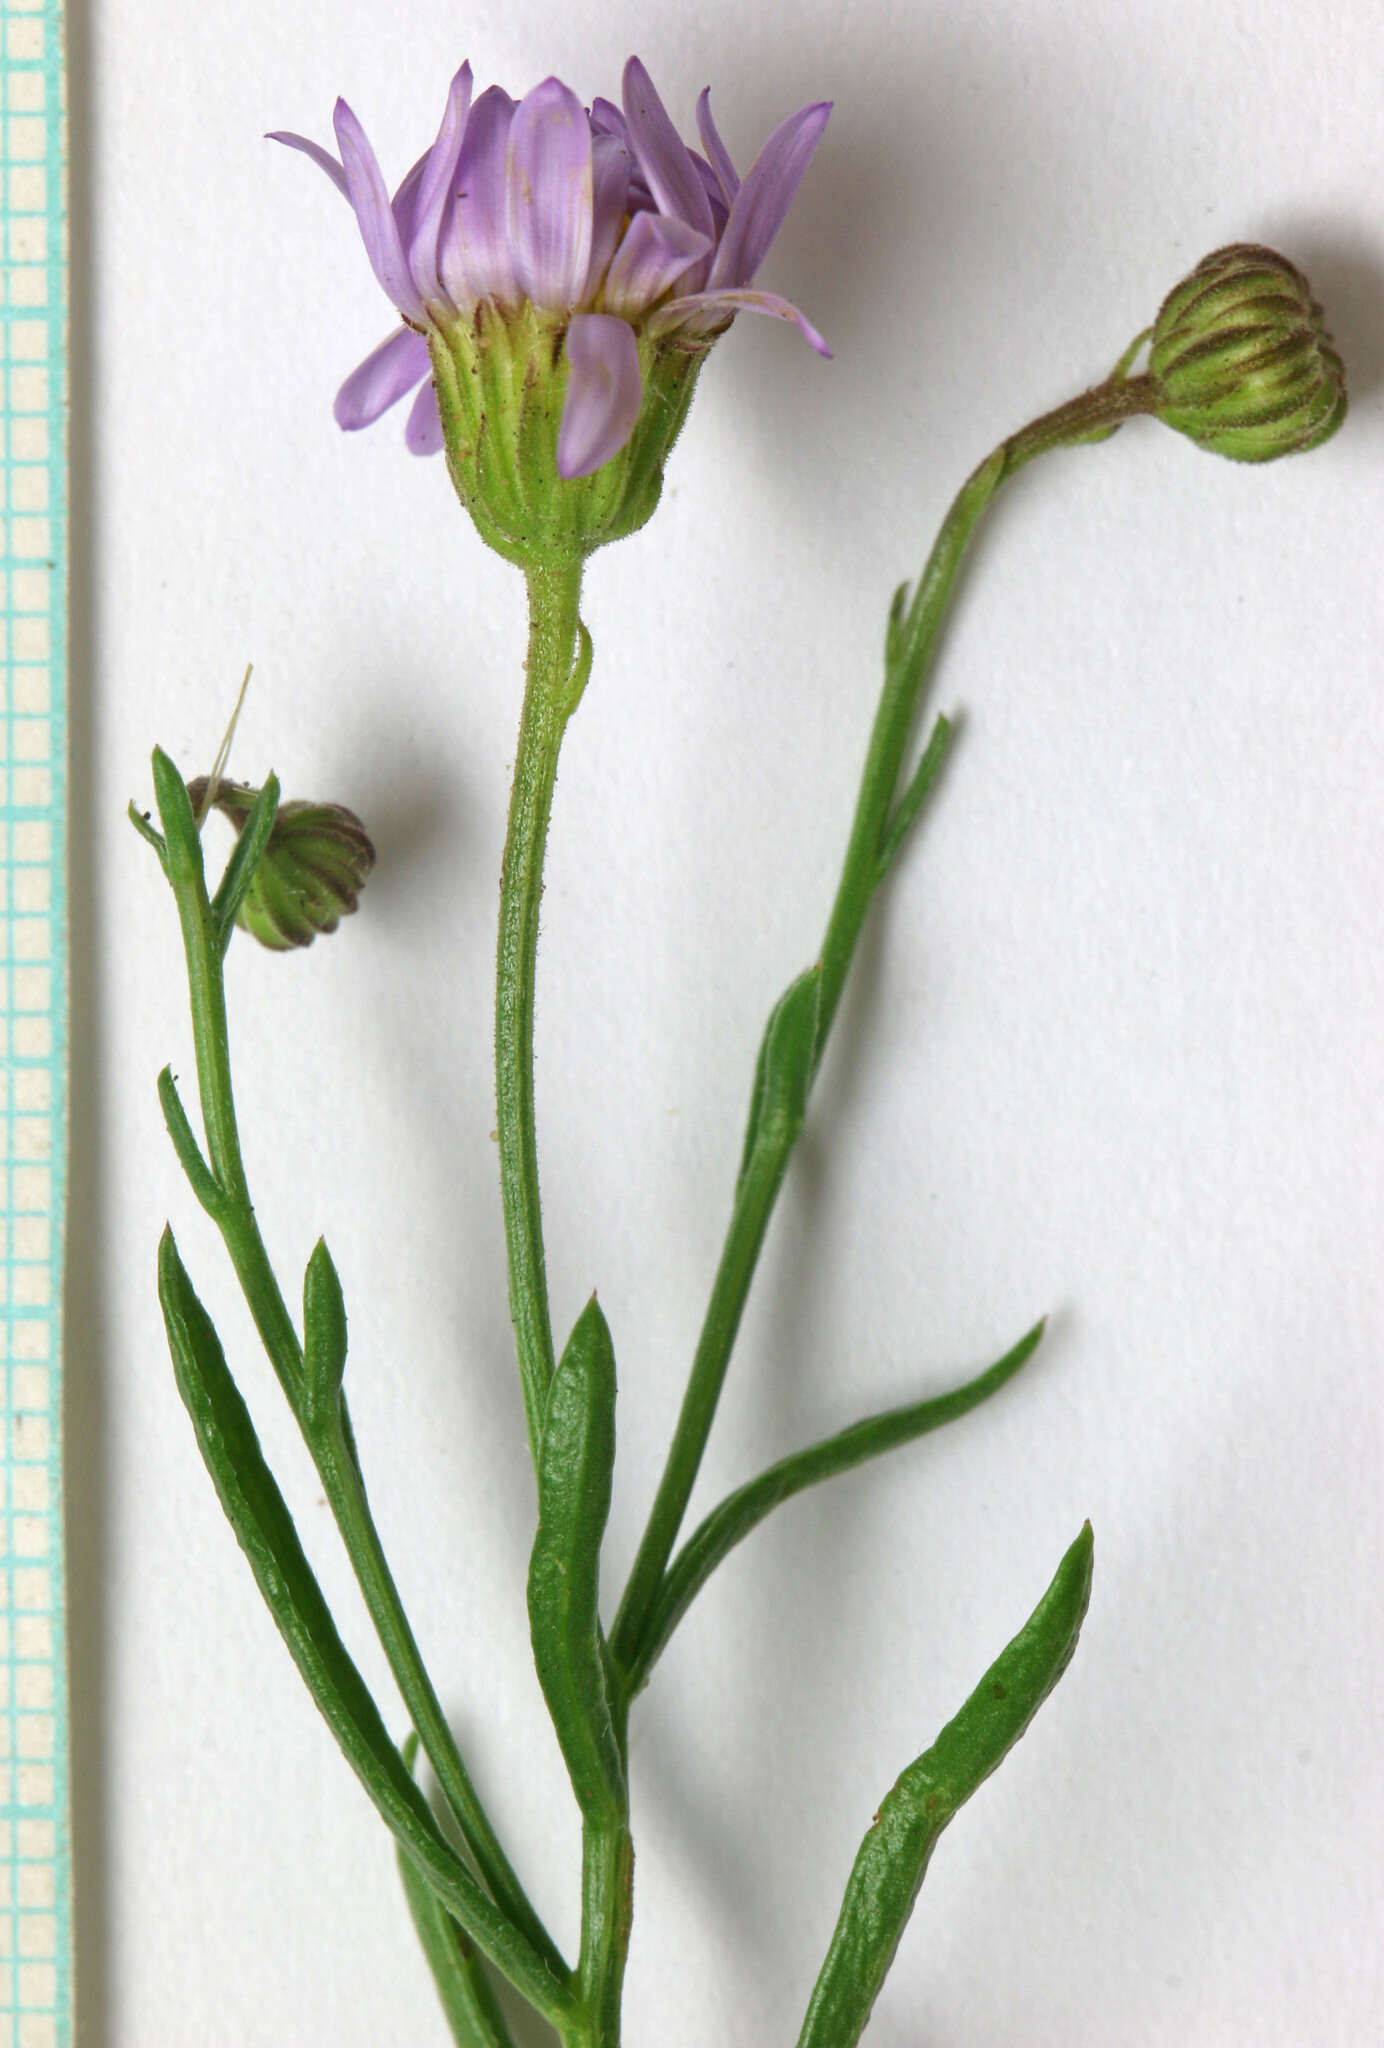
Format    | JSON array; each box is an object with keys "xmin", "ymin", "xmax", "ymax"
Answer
[{"xmin": 0, "ymin": 0, "xmax": 68, "ymax": 2043}]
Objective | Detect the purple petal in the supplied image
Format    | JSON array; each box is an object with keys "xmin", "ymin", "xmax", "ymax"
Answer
[
  {"xmin": 333, "ymin": 98, "xmax": 427, "ymax": 323},
  {"xmin": 404, "ymin": 378, "xmax": 445, "ymax": 456},
  {"xmin": 267, "ymin": 129, "xmax": 349, "ymax": 200},
  {"xmin": 621, "ymin": 56, "xmax": 714, "ymax": 240},
  {"xmin": 507, "ymin": 77, "xmax": 593, "ymax": 312},
  {"xmin": 333, "ymin": 327, "xmax": 431, "ymax": 429},
  {"xmin": 585, "ymin": 134, "xmax": 632, "ymax": 299},
  {"xmin": 390, "ymin": 153, "xmax": 430, "ymax": 247},
  {"xmin": 439, "ymin": 86, "xmax": 517, "ymax": 309},
  {"xmin": 408, "ymin": 64, "xmax": 473, "ymax": 304},
  {"xmin": 604, "ymin": 212, "xmax": 713, "ymax": 317},
  {"xmin": 695, "ymin": 88, "xmax": 740, "ymax": 204},
  {"xmin": 691, "ymin": 152, "xmax": 730, "ymax": 233},
  {"xmin": 650, "ymin": 285, "xmax": 832, "ymax": 357},
  {"xmin": 558, "ymin": 314, "xmax": 643, "ymax": 477},
  {"xmin": 708, "ymin": 101, "xmax": 831, "ymax": 290},
  {"xmin": 589, "ymin": 98, "xmax": 629, "ymax": 145}
]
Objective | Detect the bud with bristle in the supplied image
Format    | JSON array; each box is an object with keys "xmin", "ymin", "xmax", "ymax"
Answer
[
  {"xmin": 188, "ymin": 777, "xmax": 375, "ymax": 951},
  {"xmin": 1148, "ymin": 244, "xmax": 1346, "ymax": 462}
]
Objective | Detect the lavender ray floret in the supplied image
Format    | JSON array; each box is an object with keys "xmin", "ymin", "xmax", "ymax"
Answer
[
  {"xmin": 441, "ymin": 85, "xmax": 518, "ymax": 310},
  {"xmin": 586, "ymin": 134, "xmax": 633, "ymax": 301},
  {"xmin": 391, "ymin": 153, "xmax": 432, "ymax": 245},
  {"xmin": 604, "ymin": 212, "xmax": 713, "ymax": 318},
  {"xmin": 708, "ymin": 100, "xmax": 832, "ymax": 291},
  {"xmin": 333, "ymin": 98, "xmax": 428, "ymax": 324},
  {"xmin": 695, "ymin": 87, "xmax": 740, "ymax": 203},
  {"xmin": 507, "ymin": 77, "xmax": 594, "ymax": 313},
  {"xmin": 691, "ymin": 151, "xmax": 730, "ymax": 231},
  {"xmin": 266, "ymin": 129, "xmax": 348, "ymax": 199},
  {"xmin": 408, "ymin": 63, "xmax": 474, "ymax": 306},
  {"xmin": 589, "ymin": 97, "xmax": 629, "ymax": 144},
  {"xmin": 557, "ymin": 312, "xmax": 644, "ymax": 477},
  {"xmin": 333, "ymin": 327, "xmax": 431, "ymax": 430},
  {"xmin": 652, "ymin": 284, "xmax": 831, "ymax": 356},
  {"xmin": 621, "ymin": 56, "xmax": 714, "ymax": 240},
  {"xmin": 404, "ymin": 378, "xmax": 445, "ymax": 456}
]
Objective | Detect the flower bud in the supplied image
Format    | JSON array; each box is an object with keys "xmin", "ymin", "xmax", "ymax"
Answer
[
  {"xmin": 189, "ymin": 777, "xmax": 375, "ymax": 951},
  {"xmin": 1148, "ymin": 244, "xmax": 1346, "ymax": 462}
]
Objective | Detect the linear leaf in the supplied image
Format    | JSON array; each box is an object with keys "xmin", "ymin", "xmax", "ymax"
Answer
[
  {"xmin": 210, "ymin": 772, "xmax": 281, "ymax": 948},
  {"xmin": 157, "ymin": 1227, "xmax": 571, "ymax": 2022},
  {"xmin": 527, "ymin": 1296, "xmax": 625, "ymax": 1825},
  {"xmin": 631, "ymin": 1320, "xmax": 1045, "ymax": 1691},
  {"xmin": 151, "ymin": 746, "xmax": 206, "ymax": 890},
  {"xmin": 735, "ymin": 964, "xmax": 823, "ymax": 1193},
  {"xmin": 397, "ymin": 1739, "xmax": 519, "ymax": 2048},
  {"xmin": 797, "ymin": 1522, "xmax": 1094, "ymax": 2048},
  {"xmin": 874, "ymin": 713, "xmax": 954, "ymax": 884},
  {"xmin": 302, "ymin": 1236, "xmax": 348, "ymax": 1436},
  {"xmin": 398, "ymin": 1843, "xmax": 519, "ymax": 2048},
  {"xmin": 127, "ymin": 799, "xmax": 169, "ymax": 875},
  {"xmin": 156, "ymin": 1064, "xmax": 226, "ymax": 1220}
]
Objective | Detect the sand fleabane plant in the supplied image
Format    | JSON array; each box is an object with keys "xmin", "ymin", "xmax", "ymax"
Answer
[{"xmin": 136, "ymin": 44, "xmax": 1346, "ymax": 2048}]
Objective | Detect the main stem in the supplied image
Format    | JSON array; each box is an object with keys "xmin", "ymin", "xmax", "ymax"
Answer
[
  {"xmin": 612, "ymin": 373, "xmax": 1154, "ymax": 1678},
  {"xmin": 495, "ymin": 565, "xmax": 638, "ymax": 2047},
  {"xmin": 497, "ymin": 559, "xmax": 586, "ymax": 1474},
  {"xmin": 571, "ymin": 1811, "xmax": 633, "ymax": 2048}
]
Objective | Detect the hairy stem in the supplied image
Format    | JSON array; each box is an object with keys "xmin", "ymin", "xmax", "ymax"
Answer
[{"xmin": 497, "ymin": 559, "xmax": 587, "ymax": 1475}]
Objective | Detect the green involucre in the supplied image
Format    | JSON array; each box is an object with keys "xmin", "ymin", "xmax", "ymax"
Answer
[
  {"xmin": 429, "ymin": 303, "xmax": 707, "ymax": 569},
  {"xmin": 189, "ymin": 774, "xmax": 375, "ymax": 952},
  {"xmin": 1149, "ymin": 243, "xmax": 1347, "ymax": 461}
]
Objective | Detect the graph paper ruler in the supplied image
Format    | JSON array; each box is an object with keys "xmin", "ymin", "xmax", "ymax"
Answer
[{"xmin": 0, "ymin": 0, "xmax": 69, "ymax": 2040}]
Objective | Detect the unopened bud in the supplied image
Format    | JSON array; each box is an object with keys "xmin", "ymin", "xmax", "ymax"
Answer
[
  {"xmin": 1148, "ymin": 244, "xmax": 1346, "ymax": 462},
  {"xmin": 188, "ymin": 777, "xmax": 374, "ymax": 951}
]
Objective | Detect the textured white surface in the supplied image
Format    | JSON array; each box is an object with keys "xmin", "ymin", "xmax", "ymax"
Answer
[{"xmin": 76, "ymin": 0, "xmax": 1384, "ymax": 2042}]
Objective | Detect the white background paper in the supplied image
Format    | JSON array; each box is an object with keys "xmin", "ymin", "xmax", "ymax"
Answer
[{"xmin": 72, "ymin": 0, "xmax": 1384, "ymax": 2040}]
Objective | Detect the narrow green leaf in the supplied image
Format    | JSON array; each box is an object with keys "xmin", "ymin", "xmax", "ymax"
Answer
[
  {"xmin": 884, "ymin": 578, "xmax": 910, "ymax": 672},
  {"xmin": 796, "ymin": 1523, "xmax": 1095, "ymax": 2048},
  {"xmin": 156, "ymin": 1065, "xmax": 226, "ymax": 1220},
  {"xmin": 397, "ymin": 1739, "xmax": 519, "ymax": 2048},
  {"xmin": 527, "ymin": 1296, "xmax": 625, "ymax": 1825},
  {"xmin": 150, "ymin": 747, "xmax": 206, "ymax": 890},
  {"xmin": 1109, "ymin": 323, "xmax": 1153, "ymax": 385},
  {"xmin": 735, "ymin": 964, "xmax": 824, "ymax": 1193},
  {"xmin": 631, "ymin": 1320, "xmax": 1046, "ymax": 1693},
  {"xmin": 873, "ymin": 713, "xmax": 954, "ymax": 885},
  {"xmin": 398, "ymin": 1844, "xmax": 520, "ymax": 2048},
  {"xmin": 733, "ymin": 1004, "xmax": 775, "ymax": 1194},
  {"xmin": 302, "ymin": 1237, "xmax": 348, "ymax": 1437},
  {"xmin": 157, "ymin": 1227, "xmax": 571, "ymax": 2023},
  {"xmin": 761, "ymin": 962, "xmax": 822, "ymax": 1130},
  {"xmin": 127, "ymin": 799, "xmax": 169, "ymax": 876},
  {"xmin": 561, "ymin": 617, "xmax": 594, "ymax": 716},
  {"xmin": 209, "ymin": 772, "xmax": 280, "ymax": 948}
]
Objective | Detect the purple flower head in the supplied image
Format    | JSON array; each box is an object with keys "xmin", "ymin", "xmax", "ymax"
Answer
[{"xmin": 272, "ymin": 57, "xmax": 830, "ymax": 481}]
